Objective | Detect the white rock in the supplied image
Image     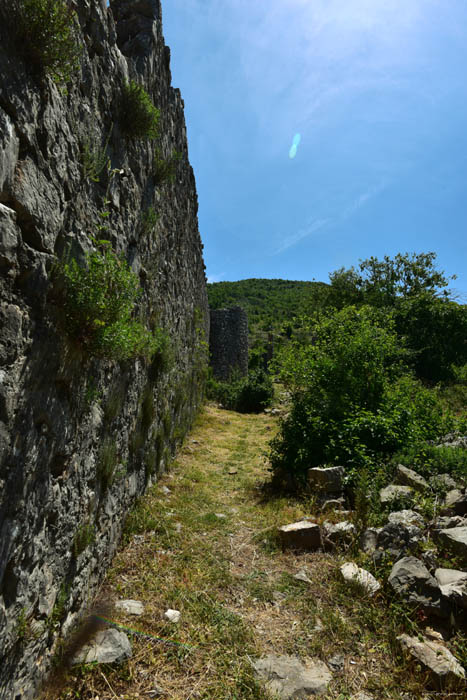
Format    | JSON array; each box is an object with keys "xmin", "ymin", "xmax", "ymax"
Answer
[
  {"xmin": 115, "ymin": 599, "xmax": 144, "ymax": 616},
  {"xmin": 164, "ymin": 608, "xmax": 181, "ymax": 623},
  {"xmin": 72, "ymin": 628, "xmax": 132, "ymax": 665},
  {"xmin": 340, "ymin": 562, "xmax": 381, "ymax": 596}
]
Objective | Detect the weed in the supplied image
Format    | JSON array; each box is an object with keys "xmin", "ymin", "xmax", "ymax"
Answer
[
  {"xmin": 15, "ymin": 608, "xmax": 30, "ymax": 642},
  {"xmin": 120, "ymin": 81, "xmax": 159, "ymax": 139},
  {"xmin": 103, "ymin": 383, "xmax": 125, "ymax": 424},
  {"xmin": 73, "ymin": 521, "xmax": 95, "ymax": 557},
  {"xmin": 141, "ymin": 386, "xmax": 155, "ymax": 433},
  {"xmin": 153, "ymin": 148, "xmax": 181, "ymax": 185},
  {"xmin": 97, "ymin": 438, "xmax": 117, "ymax": 489},
  {"xmin": 140, "ymin": 206, "xmax": 159, "ymax": 236},
  {"xmin": 81, "ymin": 129, "xmax": 111, "ymax": 183},
  {"xmin": 13, "ymin": 0, "xmax": 81, "ymax": 85}
]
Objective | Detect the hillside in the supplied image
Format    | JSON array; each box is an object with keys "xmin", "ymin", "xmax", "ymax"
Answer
[{"xmin": 207, "ymin": 278, "xmax": 327, "ymax": 351}]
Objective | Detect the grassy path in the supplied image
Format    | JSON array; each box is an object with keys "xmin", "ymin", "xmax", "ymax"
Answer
[{"xmin": 46, "ymin": 405, "xmax": 438, "ymax": 699}]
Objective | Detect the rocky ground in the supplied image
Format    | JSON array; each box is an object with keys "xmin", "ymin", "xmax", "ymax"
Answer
[{"xmin": 42, "ymin": 404, "xmax": 466, "ymax": 699}]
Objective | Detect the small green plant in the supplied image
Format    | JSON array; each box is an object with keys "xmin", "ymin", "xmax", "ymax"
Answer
[
  {"xmin": 56, "ymin": 241, "xmax": 159, "ymax": 360},
  {"xmin": 15, "ymin": 608, "xmax": 31, "ymax": 642},
  {"xmin": 97, "ymin": 438, "xmax": 117, "ymax": 489},
  {"xmin": 120, "ymin": 81, "xmax": 160, "ymax": 139},
  {"xmin": 153, "ymin": 148, "xmax": 181, "ymax": 185},
  {"xmin": 140, "ymin": 206, "xmax": 159, "ymax": 236},
  {"xmin": 81, "ymin": 129, "xmax": 111, "ymax": 183},
  {"xmin": 73, "ymin": 520, "xmax": 95, "ymax": 557},
  {"xmin": 207, "ymin": 368, "xmax": 274, "ymax": 414},
  {"xmin": 14, "ymin": 0, "xmax": 81, "ymax": 85}
]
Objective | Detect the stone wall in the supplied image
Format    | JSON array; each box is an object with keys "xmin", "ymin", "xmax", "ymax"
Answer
[
  {"xmin": 0, "ymin": 1, "xmax": 208, "ymax": 697},
  {"xmin": 209, "ymin": 307, "xmax": 249, "ymax": 381}
]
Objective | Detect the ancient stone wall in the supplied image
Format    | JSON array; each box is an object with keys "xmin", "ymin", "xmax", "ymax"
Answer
[
  {"xmin": 209, "ymin": 307, "xmax": 249, "ymax": 381},
  {"xmin": 0, "ymin": 1, "xmax": 208, "ymax": 697}
]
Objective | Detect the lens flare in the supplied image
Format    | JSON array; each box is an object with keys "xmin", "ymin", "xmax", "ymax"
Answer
[{"xmin": 289, "ymin": 133, "xmax": 301, "ymax": 159}]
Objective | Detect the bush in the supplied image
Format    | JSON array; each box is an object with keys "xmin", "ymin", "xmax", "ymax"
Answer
[
  {"xmin": 56, "ymin": 241, "xmax": 161, "ymax": 360},
  {"xmin": 14, "ymin": 0, "xmax": 81, "ymax": 85},
  {"xmin": 270, "ymin": 306, "xmax": 454, "ymax": 487},
  {"xmin": 120, "ymin": 81, "xmax": 160, "ymax": 139},
  {"xmin": 207, "ymin": 369, "xmax": 274, "ymax": 413}
]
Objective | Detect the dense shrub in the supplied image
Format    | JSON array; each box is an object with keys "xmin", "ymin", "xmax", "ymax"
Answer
[
  {"xmin": 270, "ymin": 306, "xmax": 454, "ymax": 487},
  {"xmin": 56, "ymin": 242, "xmax": 162, "ymax": 360},
  {"xmin": 120, "ymin": 81, "xmax": 160, "ymax": 139},
  {"xmin": 14, "ymin": 0, "xmax": 81, "ymax": 85},
  {"xmin": 207, "ymin": 369, "xmax": 274, "ymax": 413}
]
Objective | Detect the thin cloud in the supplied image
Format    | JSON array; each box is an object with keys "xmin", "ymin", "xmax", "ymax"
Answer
[
  {"xmin": 274, "ymin": 218, "xmax": 329, "ymax": 255},
  {"xmin": 207, "ymin": 272, "xmax": 225, "ymax": 283}
]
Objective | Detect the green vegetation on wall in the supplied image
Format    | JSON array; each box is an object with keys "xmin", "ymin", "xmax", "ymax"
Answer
[
  {"xmin": 55, "ymin": 241, "xmax": 162, "ymax": 361},
  {"xmin": 120, "ymin": 80, "xmax": 160, "ymax": 139},
  {"xmin": 14, "ymin": 0, "xmax": 81, "ymax": 85}
]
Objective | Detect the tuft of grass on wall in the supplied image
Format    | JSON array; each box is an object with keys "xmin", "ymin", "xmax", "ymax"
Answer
[{"xmin": 120, "ymin": 81, "xmax": 159, "ymax": 139}]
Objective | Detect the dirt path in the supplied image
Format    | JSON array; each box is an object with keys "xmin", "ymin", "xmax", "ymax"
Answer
[{"xmin": 45, "ymin": 405, "xmax": 435, "ymax": 700}]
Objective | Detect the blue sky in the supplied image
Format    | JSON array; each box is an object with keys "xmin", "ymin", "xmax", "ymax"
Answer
[{"xmin": 162, "ymin": 0, "xmax": 467, "ymax": 298}]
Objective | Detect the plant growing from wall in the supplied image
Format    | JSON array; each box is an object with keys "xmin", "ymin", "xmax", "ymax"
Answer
[
  {"xmin": 140, "ymin": 206, "xmax": 159, "ymax": 236},
  {"xmin": 97, "ymin": 437, "xmax": 117, "ymax": 489},
  {"xmin": 73, "ymin": 520, "xmax": 95, "ymax": 557},
  {"xmin": 153, "ymin": 147, "xmax": 182, "ymax": 185},
  {"xmin": 120, "ymin": 81, "xmax": 160, "ymax": 139},
  {"xmin": 56, "ymin": 240, "xmax": 161, "ymax": 361},
  {"xmin": 81, "ymin": 129, "xmax": 112, "ymax": 183},
  {"xmin": 13, "ymin": 0, "xmax": 81, "ymax": 85}
]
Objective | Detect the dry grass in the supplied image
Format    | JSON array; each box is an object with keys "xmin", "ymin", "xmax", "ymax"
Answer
[{"xmin": 42, "ymin": 404, "xmax": 463, "ymax": 700}]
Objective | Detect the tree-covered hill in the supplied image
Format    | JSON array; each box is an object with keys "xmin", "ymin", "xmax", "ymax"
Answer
[{"xmin": 207, "ymin": 278, "xmax": 326, "ymax": 339}]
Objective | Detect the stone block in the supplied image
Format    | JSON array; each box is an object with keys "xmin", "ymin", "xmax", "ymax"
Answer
[
  {"xmin": 308, "ymin": 466, "xmax": 344, "ymax": 494},
  {"xmin": 278, "ymin": 521, "xmax": 322, "ymax": 550}
]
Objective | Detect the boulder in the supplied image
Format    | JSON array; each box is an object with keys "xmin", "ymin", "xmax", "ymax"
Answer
[
  {"xmin": 398, "ymin": 634, "xmax": 465, "ymax": 684},
  {"xmin": 279, "ymin": 521, "xmax": 322, "ymax": 551},
  {"xmin": 434, "ymin": 516, "xmax": 466, "ymax": 530},
  {"xmin": 395, "ymin": 464, "xmax": 428, "ymax": 492},
  {"xmin": 379, "ymin": 485, "xmax": 413, "ymax": 505},
  {"xmin": 388, "ymin": 557, "xmax": 445, "ymax": 616},
  {"xmin": 252, "ymin": 654, "xmax": 332, "ymax": 698},
  {"xmin": 431, "ymin": 473, "xmax": 460, "ymax": 491},
  {"xmin": 340, "ymin": 562, "xmax": 380, "ymax": 597},
  {"xmin": 435, "ymin": 527, "xmax": 467, "ymax": 565},
  {"xmin": 435, "ymin": 568, "xmax": 467, "ymax": 609},
  {"xmin": 308, "ymin": 466, "xmax": 344, "ymax": 495},
  {"xmin": 72, "ymin": 628, "xmax": 132, "ymax": 665}
]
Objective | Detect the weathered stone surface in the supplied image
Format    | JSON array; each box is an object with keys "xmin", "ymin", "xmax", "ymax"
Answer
[
  {"xmin": 308, "ymin": 466, "xmax": 344, "ymax": 494},
  {"xmin": 388, "ymin": 557, "xmax": 445, "ymax": 616},
  {"xmin": 435, "ymin": 516, "xmax": 466, "ymax": 530},
  {"xmin": 0, "ymin": 0, "xmax": 208, "ymax": 696},
  {"xmin": 115, "ymin": 599, "xmax": 145, "ymax": 616},
  {"xmin": 164, "ymin": 609, "xmax": 181, "ymax": 623},
  {"xmin": 435, "ymin": 568, "xmax": 467, "ymax": 609},
  {"xmin": 379, "ymin": 484, "xmax": 414, "ymax": 504},
  {"xmin": 437, "ymin": 433, "xmax": 467, "ymax": 449},
  {"xmin": 441, "ymin": 490, "xmax": 467, "ymax": 516},
  {"xmin": 435, "ymin": 527, "xmax": 467, "ymax": 564},
  {"xmin": 388, "ymin": 510, "xmax": 425, "ymax": 528},
  {"xmin": 279, "ymin": 521, "xmax": 322, "ymax": 550},
  {"xmin": 323, "ymin": 520, "xmax": 355, "ymax": 544},
  {"xmin": 398, "ymin": 633, "xmax": 465, "ymax": 684},
  {"xmin": 340, "ymin": 562, "xmax": 381, "ymax": 596},
  {"xmin": 395, "ymin": 464, "xmax": 428, "ymax": 492},
  {"xmin": 72, "ymin": 628, "xmax": 132, "ymax": 665},
  {"xmin": 321, "ymin": 498, "xmax": 345, "ymax": 512},
  {"xmin": 253, "ymin": 654, "xmax": 332, "ymax": 698},
  {"xmin": 431, "ymin": 473, "xmax": 461, "ymax": 491}
]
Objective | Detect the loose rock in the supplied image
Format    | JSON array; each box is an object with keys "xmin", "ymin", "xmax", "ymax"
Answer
[
  {"xmin": 115, "ymin": 599, "xmax": 144, "ymax": 616},
  {"xmin": 308, "ymin": 466, "xmax": 344, "ymax": 495},
  {"xmin": 441, "ymin": 490, "xmax": 467, "ymax": 516},
  {"xmin": 340, "ymin": 562, "xmax": 380, "ymax": 596},
  {"xmin": 435, "ymin": 568, "xmax": 467, "ymax": 609},
  {"xmin": 252, "ymin": 654, "xmax": 332, "ymax": 698},
  {"xmin": 359, "ymin": 528, "xmax": 380, "ymax": 554},
  {"xmin": 379, "ymin": 485, "xmax": 414, "ymax": 505},
  {"xmin": 164, "ymin": 609, "xmax": 181, "ymax": 623},
  {"xmin": 72, "ymin": 628, "xmax": 132, "ymax": 665},
  {"xmin": 323, "ymin": 520, "xmax": 355, "ymax": 545},
  {"xmin": 398, "ymin": 633, "xmax": 465, "ymax": 684},
  {"xmin": 395, "ymin": 465, "xmax": 428, "ymax": 492},
  {"xmin": 279, "ymin": 521, "xmax": 322, "ymax": 550},
  {"xmin": 388, "ymin": 510, "xmax": 425, "ymax": 528},
  {"xmin": 435, "ymin": 527, "xmax": 467, "ymax": 565},
  {"xmin": 388, "ymin": 557, "xmax": 445, "ymax": 616}
]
